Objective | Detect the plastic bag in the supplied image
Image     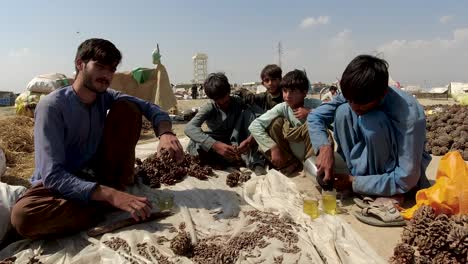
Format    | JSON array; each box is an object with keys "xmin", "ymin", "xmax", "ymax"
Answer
[
  {"xmin": 26, "ymin": 73, "xmax": 70, "ymax": 94},
  {"xmin": 14, "ymin": 91, "xmax": 45, "ymax": 117},
  {"xmin": 0, "ymin": 148, "xmax": 5, "ymax": 179},
  {"xmin": 0, "ymin": 182, "xmax": 27, "ymax": 243},
  {"xmin": 401, "ymin": 151, "xmax": 468, "ymax": 219},
  {"xmin": 455, "ymin": 94, "xmax": 468, "ymax": 105}
]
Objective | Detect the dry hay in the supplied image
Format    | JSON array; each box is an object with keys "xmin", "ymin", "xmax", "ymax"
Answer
[{"xmin": 0, "ymin": 116, "xmax": 35, "ymax": 186}]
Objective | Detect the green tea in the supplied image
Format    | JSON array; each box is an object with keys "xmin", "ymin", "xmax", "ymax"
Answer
[
  {"xmin": 322, "ymin": 193, "xmax": 337, "ymax": 215},
  {"xmin": 158, "ymin": 196, "xmax": 174, "ymax": 211},
  {"xmin": 303, "ymin": 199, "xmax": 319, "ymax": 219}
]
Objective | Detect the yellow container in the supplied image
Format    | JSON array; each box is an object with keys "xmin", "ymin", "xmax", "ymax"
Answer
[
  {"xmin": 157, "ymin": 193, "xmax": 174, "ymax": 211},
  {"xmin": 303, "ymin": 198, "xmax": 320, "ymax": 219},
  {"xmin": 322, "ymin": 190, "xmax": 337, "ymax": 215}
]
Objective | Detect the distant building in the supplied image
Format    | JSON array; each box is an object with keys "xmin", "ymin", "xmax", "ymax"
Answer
[
  {"xmin": 448, "ymin": 82, "xmax": 468, "ymax": 96},
  {"xmin": 0, "ymin": 91, "xmax": 16, "ymax": 106},
  {"xmin": 192, "ymin": 53, "xmax": 208, "ymax": 84}
]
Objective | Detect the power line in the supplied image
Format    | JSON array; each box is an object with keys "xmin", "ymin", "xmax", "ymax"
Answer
[{"xmin": 277, "ymin": 42, "xmax": 283, "ymax": 67}]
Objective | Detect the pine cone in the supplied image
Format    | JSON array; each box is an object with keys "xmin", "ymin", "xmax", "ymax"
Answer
[
  {"xmin": 170, "ymin": 231, "xmax": 192, "ymax": 256},
  {"xmin": 413, "ymin": 206, "xmax": 436, "ymax": 220},
  {"xmin": 402, "ymin": 225, "xmax": 418, "ymax": 245},
  {"xmin": 214, "ymin": 248, "xmax": 237, "ymax": 264},
  {"xmin": 463, "ymin": 150, "xmax": 468, "ymax": 161},
  {"xmin": 226, "ymin": 172, "xmax": 240, "ymax": 187},
  {"xmin": 389, "ymin": 243, "xmax": 414, "ymax": 264},
  {"xmin": 414, "ymin": 255, "xmax": 431, "ymax": 264},
  {"xmin": 452, "ymin": 214, "xmax": 468, "ymax": 226},
  {"xmin": 447, "ymin": 224, "xmax": 468, "ymax": 256},
  {"xmin": 432, "ymin": 251, "xmax": 459, "ymax": 264},
  {"xmin": 238, "ymin": 172, "xmax": 251, "ymax": 183},
  {"xmin": 417, "ymin": 215, "xmax": 451, "ymax": 255}
]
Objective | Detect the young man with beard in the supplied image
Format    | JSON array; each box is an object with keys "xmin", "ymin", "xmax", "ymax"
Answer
[
  {"xmin": 10, "ymin": 38, "xmax": 184, "ymax": 239},
  {"xmin": 249, "ymin": 70, "xmax": 321, "ymax": 175}
]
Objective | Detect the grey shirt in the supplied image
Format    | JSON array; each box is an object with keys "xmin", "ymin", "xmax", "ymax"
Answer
[
  {"xmin": 184, "ymin": 96, "xmax": 247, "ymax": 151},
  {"xmin": 31, "ymin": 86, "xmax": 170, "ymax": 203}
]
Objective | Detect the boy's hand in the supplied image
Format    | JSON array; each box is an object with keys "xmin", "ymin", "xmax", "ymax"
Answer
[
  {"xmin": 316, "ymin": 145, "xmax": 334, "ymax": 182},
  {"xmin": 213, "ymin": 142, "xmax": 237, "ymax": 160},
  {"xmin": 238, "ymin": 135, "xmax": 254, "ymax": 154},
  {"xmin": 293, "ymin": 107, "xmax": 311, "ymax": 120},
  {"xmin": 334, "ymin": 174, "xmax": 354, "ymax": 191},
  {"xmin": 158, "ymin": 133, "xmax": 184, "ymax": 162},
  {"xmin": 270, "ymin": 145, "xmax": 287, "ymax": 168}
]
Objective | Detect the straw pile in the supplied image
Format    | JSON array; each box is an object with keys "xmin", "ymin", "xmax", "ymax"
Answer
[{"xmin": 0, "ymin": 116, "xmax": 35, "ymax": 186}]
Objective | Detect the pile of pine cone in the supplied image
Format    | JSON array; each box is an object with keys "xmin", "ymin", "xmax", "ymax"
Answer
[
  {"xmin": 135, "ymin": 149, "xmax": 213, "ymax": 188},
  {"xmin": 425, "ymin": 105, "xmax": 468, "ymax": 160},
  {"xmin": 390, "ymin": 205, "xmax": 468, "ymax": 264},
  {"xmin": 226, "ymin": 171, "xmax": 251, "ymax": 187}
]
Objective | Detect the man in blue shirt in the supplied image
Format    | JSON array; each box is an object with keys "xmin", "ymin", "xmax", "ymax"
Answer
[
  {"xmin": 10, "ymin": 38, "xmax": 184, "ymax": 239},
  {"xmin": 307, "ymin": 55, "xmax": 431, "ymax": 196}
]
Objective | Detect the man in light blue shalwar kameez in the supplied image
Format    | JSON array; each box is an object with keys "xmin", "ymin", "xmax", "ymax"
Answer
[{"xmin": 307, "ymin": 55, "xmax": 431, "ymax": 196}]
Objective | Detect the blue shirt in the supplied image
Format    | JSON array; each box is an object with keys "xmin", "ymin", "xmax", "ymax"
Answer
[
  {"xmin": 31, "ymin": 86, "xmax": 170, "ymax": 203},
  {"xmin": 307, "ymin": 87, "xmax": 431, "ymax": 195}
]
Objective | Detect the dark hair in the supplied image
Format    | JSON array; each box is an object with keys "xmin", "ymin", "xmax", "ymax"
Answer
[
  {"xmin": 260, "ymin": 64, "xmax": 282, "ymax": 80},
  {"xmin": 75, "ymin": 38, "xmax": 122, "ymax": 73},
  {"xmin": 340, "ymin": 55, "xmax": 389, "ymax": 104},
  {"xmin": 203, "ymin": 72, "xmax": 231, "ymax": 100},
  {"xmin": 329, "ymin": 86, "xmax": 338, "ymax": 92},
  {"xmin": 280, "ymin": 69, "xmax": 309, "ymax": 92}
]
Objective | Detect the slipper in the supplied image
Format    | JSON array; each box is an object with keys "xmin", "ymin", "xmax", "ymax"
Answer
[
  {"xmin": 353, "ymin": 196, "xmax": 402, "ymax": 209},
  {"xmin": 353, "ymin": 197, "xmax": 375, "ymax": 209},
  {"xmin": 353, "ymin": 204, "xmax": 406, "ymax": 227}
]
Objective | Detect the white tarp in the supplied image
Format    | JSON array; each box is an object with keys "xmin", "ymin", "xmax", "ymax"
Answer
[{"xmin": 0, "ymin": 139, "xmax": 384, "ymax": 263}]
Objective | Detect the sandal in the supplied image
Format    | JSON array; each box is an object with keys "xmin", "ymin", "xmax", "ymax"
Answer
[
  {"xmin": 353, "ymin": 196, "xmax": 403, "ymax": 209},
  {"xmin": 353, "ymin": 204, "xmax": 406, "ymax": 227}
]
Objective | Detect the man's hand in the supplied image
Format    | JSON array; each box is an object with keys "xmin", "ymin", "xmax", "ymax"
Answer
[
  {"xmin": 92, "ymin": 185, "xmax": 152, "ymax": 221},
  {"xmin": 156, "ymin": 120, "xmax": 183, "ymax": 162},
  {"xmin": 158, "ymin": 133, "xmax": 184, "ymax": 162},
  {"xmin": 334, "ymin": 174, "xmax": 354, "ymax": 191},
  {"xmin": 212, "ymin": 142, "xmax": 237, "ymax": 160},
  {"xmin": 293, "ymin": 107, "xmax": 311, "ymax": 120},
  {"xmin": 238, "ymin": 136, "xmax": 254, "ymax": 154},
  {"xmin": 270, "ymin": 145, "xmax": 287, "ymax": 168},
  {"xmin": 316, "ymin": 145, "xmax": 334, "ymax": 182}
]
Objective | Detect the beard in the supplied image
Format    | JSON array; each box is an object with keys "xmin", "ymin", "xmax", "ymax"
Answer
[{"xmin": 82, "ymin": 70, "xmax": 109, "ymax": 94}]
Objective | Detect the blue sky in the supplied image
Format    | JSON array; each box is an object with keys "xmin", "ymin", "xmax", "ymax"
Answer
[{"xmin": 1, "ymin": 0, "xmax": 468, "ymax": 92}]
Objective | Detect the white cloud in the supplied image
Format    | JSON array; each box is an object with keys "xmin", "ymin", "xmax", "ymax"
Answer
[
  {"xmin": 8, "ymin": 48, "xmax": 31, "ymax": 57},
  {"xmin": 328, "ymin": 29, "xmax": 354, "ymax": 60},
  {"xmin": 439, "ymin": 15, "xmax": 453, "ymax": 24},
  {"xmin": 377, "ymin": 27, "xmax": 468, "ymax": 85},
  {"xmin": 300, "ymin": 16, "xmax": 330, "ymax": 29},
  {"xmin": 378, "ymin": 28, "xmax": 468, "ymax": 53}
]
